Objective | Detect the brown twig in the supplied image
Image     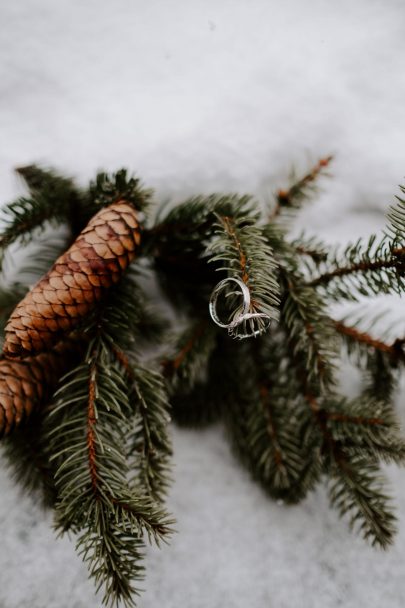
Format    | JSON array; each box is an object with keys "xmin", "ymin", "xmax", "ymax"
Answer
[
  {"xmin": 309, "ymin": 257, "xmax": 400, "ymax": 287},
  {"xmin": 270, "ymin": 156, "xmax": 333, "ymax": 220},
  {"xmin": 161, "ymin": 321, "xmax": 208, "ymax": 378},
  {"xmin": 294, "ymin": 244, "xmax": 328, "ymax": 263},
  {"xmin": 219, "ymin": 215, "xmax": 250, "ymax": 285},
  {"xmin": 325, "ymin": 411, "xmax": 385, "ymax": 426},
  {"xmin": 110, "ymin": 343, "xmax": 135, "ymax": 380},
  {"xmin": 259, "ymin": 385, "xmax": 285, "ymax": 469},
  {"xmin": 334, "ymin": 320, "xmax": 405, "ymax": 363},
  {"xmin": 87, "ymin": 353, "xmax": 98, "ymax": 495}
]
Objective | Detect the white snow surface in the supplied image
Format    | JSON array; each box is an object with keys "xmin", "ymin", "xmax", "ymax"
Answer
[{"xmin": 1, "ymin": 1, "xmax": 405, "ymax": 606}]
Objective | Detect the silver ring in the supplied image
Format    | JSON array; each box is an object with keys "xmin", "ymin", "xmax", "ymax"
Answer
[
  {"xmin": 209, "ymin": 277, "xmax": 272, "ymax": 339},
  {"xmin": 209, "ymin": 277, "xmax": 251, "ymax": 328},
  {"xmin": 229, "ymin": 312, "xmax": 272, "ymax": 339}
]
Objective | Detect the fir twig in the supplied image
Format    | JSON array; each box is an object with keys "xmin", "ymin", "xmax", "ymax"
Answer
[{"xmin": 269, "ymin": 156, "xmax": 333, "ymax": 220}]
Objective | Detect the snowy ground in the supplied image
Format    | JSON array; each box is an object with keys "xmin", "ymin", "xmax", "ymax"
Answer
[{"xmin": 0, "ymin": 1, "xmax": 405, "ymax": 606}]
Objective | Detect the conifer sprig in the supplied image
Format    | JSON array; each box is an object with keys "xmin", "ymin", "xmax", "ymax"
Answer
[
  {"xmin": 0, "ymin": 167, "xmax": 80, "ymax": 259},
  {"xmin": 45, "ymin": 291, "xmax": 173, "ymax": 606},
  {"xmin": 270, "ymin": 156, "xmax": 333, "ymax": 220},
  {"xmin": 161, "ymin": 320, "xmax": 217, "ymax": 390},
  {"xmin": 208, "ymin": 211, "xmax": 280, "ymax": 335},
  {"xmin": 307, "ymin": 235, "xmax": 404, "ymax": 299},
  {"xmin": 328, "ymin": 457, "xmax": 397, "ymax": 550},
  {"xmin": 0, "ymin": 162, "xmax": 404, "ymax": 606},
  {"xmin": 387, "ymin": 187, "xmax": 405, "ymax": 243}
]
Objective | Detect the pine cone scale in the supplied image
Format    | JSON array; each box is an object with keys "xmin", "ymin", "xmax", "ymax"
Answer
[
  {"xmin": 0, "ymin": 340, "xmax": 80, "ymax": 438},
  {"xmin": 3, "ymin": 201, "xmax": 141, "ymax": 357}
]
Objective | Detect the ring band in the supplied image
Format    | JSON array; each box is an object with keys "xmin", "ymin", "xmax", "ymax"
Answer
[
  {"xmin": 209, "ymin": 277, "xmax": 250, "ymax": 328},
  {"xmin": 209, "ymin": 277, "xmax": 271, "ymax": 339}
]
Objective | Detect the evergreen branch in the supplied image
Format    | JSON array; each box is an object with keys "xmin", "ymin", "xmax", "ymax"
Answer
[
  {"xmin": 167, "ymin": 335, "xmax": 231, "ymax": 428},
  {"xmin": 386, "ymin": 188, "xmax": 405, "ymax": 243},
  {"xmin": 97, "ymin": 268, "xmax": 166, "ymax": 348},
  {"xmin": 218, "ymin": 215, "xmax": 251, "ymax": 285},
  {"xmin": 310, "ymin": 257, "xmax": 400, "ymax": 286},
  {"xmin": 307, "ymin": 235, "xmax": 404, "ymax": 299},
  {"xmin": 76, "ymin": 506, "xmax": 145, "ymax": 608},
  {"xmin": 281, "ymin": 270, "xmax": 336, "ymax": 390},
  {"xmin": 325, "ymin": 396, "xmax": 405, "ymax": 463},
  {"xmin": 248, "ymin": 380, "xmax": 312, "ymax": 500},
  {"xmin": 333, "ymin": 320, "xmax": 405, "ymax": 363},
  {"xmin": 333, "ymin": 316, "xmax": 403, "ymax": 402},
  {"xmin": 297, "ymin": 383, "xmax": 398, "ymax": 547},
  {"xmin": 269, "ymin": 156, "xmax": 333, "ymax": 220},
  {"xmin": 0, "ymin": 166, "xmax": 81, "ymax": 258},
  {"xmin": 109, "ymin": 343, "xmax": 172, "ymax": 503},
  {"xmin": 362, "ymin": 349, "xmax": 398, "ymax": 404},
  {"xmin": 110, "ymin": 492, "xmax": 174, "ymax": 542},
  {"xmin": 151, "ymin": 194, "xmax": 262, "ymax": 312},
  {"xmin": 42, "ymin": 268, "xmax": 173, "ymax": 607},
  {"xmin": 46, "ymin": 341, "xmax": 172, "ymax": 607},
  {"xmin": 329, "ymin": 457, "xmax": 397, "ymax": 549},
  {"xmin": 1, "ymin": 163, "xmax": 405, "ymax": 601},
  {"xmin": 88, "ymin": 169, "xmax": 152, "ymax": 218},
  {"xmin": 222, "ymin": 336, "xmax": 319, "ymax": 503},
  {"xmin": 161, "ymin": 320, "xmax": 217, "ymax": 390},
  {"xmin": 285, "ymin": 316, "xmax": 401, "ymax": 548},
  {"xmin": 16, "ymin": 164, "xmax": 85, "ymax": 234},
  {"xmin": 208, "ymin": 211, "xmax": 280, "ymax": 335},
  {"xmin": 304, "ymin": 186, "xmax": 405, "ymax": 299},
  {"xmin": 151, "ymin": 194, "xmax": 257, "ymax": 240},
  {"xmin": 87, "ymin": 352, "xmax": 99, "ymax": 495},
  {"xmin": 126, "ymin": 363, "xmax": 172, "ymax": 502},
  {"xmin": 150, "ymin": 194, "xmax": 257, "ymax": 275},
  {"xmin": 289, "ymin": 233, "xmax": 330, "ymax": 267}
]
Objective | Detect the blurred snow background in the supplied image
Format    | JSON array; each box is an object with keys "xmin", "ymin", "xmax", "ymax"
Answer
[{"xmin": 0, "ymin": 0, "xmax": 405, "ymax": 606}]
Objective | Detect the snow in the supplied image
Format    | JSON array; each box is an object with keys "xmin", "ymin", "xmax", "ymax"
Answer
[{"xmin": 0, "ymin": 0, "xmax": 405, "ymax": 606}]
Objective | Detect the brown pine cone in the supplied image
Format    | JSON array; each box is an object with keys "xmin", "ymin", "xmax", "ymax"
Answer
[
  {"xmin": 3, "ymin": 201, "xmax": 141, "ymax": 357},
  {"xmin": 0, "ymin": 340, "xmax": 79, "ymax": 438}
]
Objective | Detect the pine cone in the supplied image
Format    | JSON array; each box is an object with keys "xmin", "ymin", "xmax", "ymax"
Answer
[
  {"xmin": 0, "ymin": 340, "xmax": 78, "ymax": 438},
  {"xmin": 3, "ymin": 201, "xmax": 141, "ymax": 357}
]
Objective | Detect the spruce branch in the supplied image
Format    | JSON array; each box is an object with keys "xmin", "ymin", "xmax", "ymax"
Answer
[
  {"xmin": 307, "ymin": 235, "xmax": 404, "ymax": 299},
  {"xmin": 88, "ymin": 169, "xmax": 152, "ymax": 218},
  {"xmin": 37, "ymin": 243, "xmax": 172, "ymax": 606},
  {"xmin": 0, "ymin": 166, "xmax": 81, "ymax": 258},
  {"xmin": 46, "ymin": 336, "xmax": 172, "ymax": 607},
  {"xmin": 290, "ymin": 233, "xmax": 330, "ymax": 265},
  {"xmin": 285, "ymin": 333, "xmax": 400, "ymax": 547},
  {"xmin": 208, "ymin": 210, "xmax": 280, "ymax": 335},
  {"xmin": 161, "ymin": 319, "xmax": 217, "ymax": 390},
  {"xmin": 1, "ymin": 164, "xmax": 405, "ymax": 604},
  {"xmin": 325, "ymin": 396, "xmax": 405, "ymax": 464},
  {"xmin": 269, "ymin": 155, "xmax": 333, "ymax": 220},
  {"xmin": 281, "ymin": 269, "xmax": 337, "ymax": 390},
  {"xmin": 111, "ymin": 345, "xmax": 172, "ymax": 503},
  {"xmin": 128, "ymin": 363, "xmax": 172, "ymax": 502},
  {"xmin": 387, "ymin": 187, "xmax": 405, "ymax": 243},
  {"xmin": 307, "ymin": 193, "xmax": 405, "ymax": 299},
  {"xmin": 166, "ymin": 334, "xmax": 231, "ymax": 428},
  {"xmin": 329, "ymin": 457, "xmax": 397, "ymax": 549},
  {"xmin": 293, "ymin": 373, "xmax": 398, "ymax": 547},
  {"xmin": 244, "ymin": 338, "xmax": 318, "ymax": 502},
  {"xmin": 333, "ymin": 319, "xmax": 405, "ymax": 364},
  {"xmin": 207, "ymin": 328, "xmax": 319, "ymax": 503},
  {"xmin": 333, "ymin": 315, "xmax": 404, "ymax": 402},
  {"xmin": 151, "ymin": 194, "xmax": 261, "ymax": 311},
  {"xmin": 277, "ymin": 263, "xmax": 400, "ymax": 546}
]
